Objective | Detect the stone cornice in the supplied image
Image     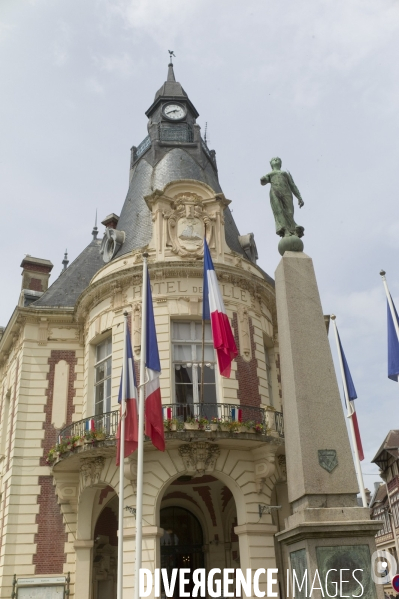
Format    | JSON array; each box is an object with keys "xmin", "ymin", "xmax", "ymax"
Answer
[{"xmin": 75, "ymin": 259, "xmax": 276, "ymax": 325}]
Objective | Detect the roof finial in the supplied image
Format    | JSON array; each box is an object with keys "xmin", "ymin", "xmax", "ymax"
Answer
[
  {"xmin": 167, "ymin": 50, "xmax": 176, "ymax": 82},
  {"xmin": 92, "ymin": 209, "xmax": 98, "ymax": 240},
  {"xmin": 62, "ymin": 249, "xmax": 69, "ymax": 272}
]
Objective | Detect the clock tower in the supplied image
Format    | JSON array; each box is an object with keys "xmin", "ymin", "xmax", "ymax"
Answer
[{"xmin": 109, "ymin": 61, "xmax": 249, "ymax": 264}]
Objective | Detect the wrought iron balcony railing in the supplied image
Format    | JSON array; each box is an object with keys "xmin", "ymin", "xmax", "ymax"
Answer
[{"xmin": 59, "ymin": 404, "xmax": 284, "ymax": 444}]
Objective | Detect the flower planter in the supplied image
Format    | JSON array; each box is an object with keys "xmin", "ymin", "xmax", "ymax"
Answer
[
  {"xmin": 210, "ymin": 423, "xmax": 218, "ymax": 432},
  {"xmin": 84, "ymin": 438, "xmax": 93, "ymax": 444},
  {"xmin": 220, "ymin": 424, "xmax": 230, "ymax": 432},
  {"xmin": 75, "ymin": 439, "xmax": 84, "ymax": 447},
  {"xmin": 66, "ymin": 444, "xmax": 73, "ymax": 451},
  {"xmin": 246, "ymin": 427, "xmax": 256, "ymax": 434},
  {"xmin": 184, "ymin": 422, "xmax": 199, "ymax": 431},
  {"xmin": 95, "ymin": 433, "xmax": 106, "ymax": 441}
]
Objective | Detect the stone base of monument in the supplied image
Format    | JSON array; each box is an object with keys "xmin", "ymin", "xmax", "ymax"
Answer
[
  {"xmin": 276, "ymin": 507, "xmax": 382, "ymax": 599},
  {"xmin": 275, "ymin": 251, "xmax": 383, "ymax": 599},
  {"xmin": 278, "ymin": 235, "xmax": 304, "ymax": 256}
]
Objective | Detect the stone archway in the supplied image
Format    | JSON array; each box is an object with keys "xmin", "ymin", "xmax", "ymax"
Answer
[
  {"xmin": 159, "ymin": 473, "xmax": 239, "ymax": 591},
  {"xmin": 92, "ymin": 492, "xmax": 118, "ymax": 599}
]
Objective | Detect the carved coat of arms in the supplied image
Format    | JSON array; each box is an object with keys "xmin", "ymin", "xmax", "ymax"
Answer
[
  {"xmin": 167, "ymin": 193, "xmax": 212, "ymax": 257},
  {"xmin": 318, "ymin": 449, "xmax": 338, "ymax": 473}
]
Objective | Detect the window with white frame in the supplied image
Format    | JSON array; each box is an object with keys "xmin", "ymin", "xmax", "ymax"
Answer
[
  {"xmin": 172, "ymin": 321, "xmax": 216, "ymax": 405},
  {"xmin": 264, "ymin": 346, "xmax": 274, "ymax": 407},
  {"xmin": 94, "ymin": 337, "xmax": 112, "ymax": 415}
]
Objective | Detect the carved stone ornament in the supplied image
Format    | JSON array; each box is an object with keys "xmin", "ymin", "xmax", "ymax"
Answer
[
  {"xmin": 167, "ymin": 193, "xmax": 212, "ymax": 257},
  {"xmin": 318, "ymin": 449, "xmax": 338, "ymax": 473},
  {"xmin": 80, "ymin": 457, "xmax": 105, "ymax": 489},
  {"xmin": 178, "ymin": 442, "xmax": 220, "ymax": 474},
  {"xmin": 100, "ymin": 228, "xmax": 125, "ymax": 263},
  {"xmin": 251, "ymin": 446, "xmax": 277, "ymax": 494}
]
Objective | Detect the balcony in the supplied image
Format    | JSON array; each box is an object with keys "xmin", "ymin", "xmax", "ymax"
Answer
[{"xmin": 49, "ymin": 404, "xmax": 284, "ymax": 467}]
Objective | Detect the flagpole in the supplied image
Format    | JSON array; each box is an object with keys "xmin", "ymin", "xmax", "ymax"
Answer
[
  {"xmin": 117, "ymin": 311, "xmax": 128, "ymax": 599},
  {"xmin": 134, "ymin": 253, "xmax": 148, "ymax": 599},
  {"xmin": 200, "ymin": 320, "xmax": 205, "ymax": 405},
  {"xmin": 380, "ymin": 270, "xmax": 399, "ymax": 341},
  {"xmin": 331, "ymin": 315, "xmax": 367, "ymax": 508}
]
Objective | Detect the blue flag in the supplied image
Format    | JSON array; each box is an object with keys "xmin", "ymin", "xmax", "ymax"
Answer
[
  {"xmin": 388, "ymin": 297, "xmax": 399, "ymax": 381},
  {"xmin": 202, "ymin": 239, "xmax": 212, "ymax": 321},
  {"xmin": 337, "ymin": 331, "xmax": 357, "ymax": 401}
]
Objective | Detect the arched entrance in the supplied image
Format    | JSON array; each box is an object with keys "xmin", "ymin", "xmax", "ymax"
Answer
[
  {"xmin": 160, "ymin": 507, "xmax": 204, "ymax": 597},
  {"xmin": 92, "ymin": 491, "xmax": 118, "ymax": 599}
]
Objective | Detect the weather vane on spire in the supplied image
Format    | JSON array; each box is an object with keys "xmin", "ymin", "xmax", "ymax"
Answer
[{"xmin": 168, "ymin": 50, "xmax": 176, "ymax": 64}]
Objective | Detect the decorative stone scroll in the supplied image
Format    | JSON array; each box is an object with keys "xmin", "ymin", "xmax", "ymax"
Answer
[{"xmin": 178, "ymin": 442, "xmax": 220, "ymax": 475}]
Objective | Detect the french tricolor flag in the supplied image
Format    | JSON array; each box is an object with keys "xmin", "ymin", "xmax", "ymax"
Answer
[
  {"xmin": 336, "ymin": 331, "xmax": 364, "ymax": 461},
  {"xmin": 203, "ymin": 240, "xmax": 238, "ymax": 378},
  {"xmin": 116, "ymin": 325, "xmax": 138, "ymax": 465},
  {"xmin": 144, "ymin": 269, "xmax": 165, "ymax": 452}
]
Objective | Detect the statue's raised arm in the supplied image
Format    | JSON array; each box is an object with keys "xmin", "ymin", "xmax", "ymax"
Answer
[{"xmin": 260, "ymin": 157, "xmax": 305, "ymax": 255}]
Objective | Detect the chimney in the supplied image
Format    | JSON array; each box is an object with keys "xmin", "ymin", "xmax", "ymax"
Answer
[
  {"xmin": 20, "ymin": 256, "xmax": 53, "ymax": 294},
  {"xmin": 101, "ymin": 214, "xmax": 119, "ymax": 229}
]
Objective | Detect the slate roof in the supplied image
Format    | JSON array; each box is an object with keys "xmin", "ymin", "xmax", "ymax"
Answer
[
  {"xmin": 115, "ymin": 148, "xmax": 246, "ymax": 257},
  {"xmin": 33, "ymin": 238, "xmax": 103, "ymax": 308},
  {"xmin": 372, "ymin": 429, "xmax": 399, "ymax": 469}
]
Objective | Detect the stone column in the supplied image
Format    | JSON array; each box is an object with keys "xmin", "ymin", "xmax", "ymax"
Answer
[
  {"xmin": 74, "ymin": 540, "xmax": 94, "ymax": 599},
  {"xmin": 124, "ymin": 525, "xmax": 164, "ymax": 598},
  {"xmin": 235, "ymin": 523, "xmax": 278, "ymax": 598},
  {"xmin": 275, "ymin": 252, "xmax": 382, "ymax": 599}
]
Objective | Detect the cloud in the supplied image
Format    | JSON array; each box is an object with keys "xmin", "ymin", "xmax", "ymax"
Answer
[
  {"xmin": 92, "ymin": 51, "xmax": 133, "ymax": 78},
  {"xmin": 85, "ymin": 77, "xmax": 104, "ymax": 95},
  {"xmin": 52, "ymin": 21, "xmax": 72, "ymax": 67}
]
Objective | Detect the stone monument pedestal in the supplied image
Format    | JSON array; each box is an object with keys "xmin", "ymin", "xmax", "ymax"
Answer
[{"xmin": 275, "ymin": 252, "xmax": 382, "ymax": 599}]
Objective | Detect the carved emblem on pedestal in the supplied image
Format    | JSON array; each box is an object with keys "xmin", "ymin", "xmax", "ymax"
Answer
[
  {"xmin": 179, "ymin": 442, "xmax": 220, "ymax": 474},
  {"xmin": 318, "ymin": 449, "xmax": 338, "ymax": 473}
]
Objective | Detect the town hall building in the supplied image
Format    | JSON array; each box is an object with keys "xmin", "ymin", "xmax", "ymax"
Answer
[{"xmin": 0, "ymin": 63, "xmax": 288, "ymax": 598}]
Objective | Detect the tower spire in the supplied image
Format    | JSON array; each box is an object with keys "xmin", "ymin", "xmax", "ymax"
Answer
[
  {"xmin": 167, "ymin": 50, "xmax": 176, "ymax": 82},
  {"xmin": 62, "ymin": 249, "xmax": 69, "ymax": 272},
  {"xmin": 92, "ymin": 209, "xmax": 98, "ymax": 240}
]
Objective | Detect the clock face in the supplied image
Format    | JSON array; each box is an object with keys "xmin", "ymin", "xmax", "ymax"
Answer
[{"xmin": 163, "ymin": 103, "xmax": 186, "ymax": 120}]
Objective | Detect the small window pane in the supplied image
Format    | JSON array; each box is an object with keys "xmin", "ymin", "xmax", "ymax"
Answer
[
  {"xmin": 175, "ymin": 366, "xmax": 193, "ymax": 385},
  {"xmin": 194, "ymin": 322, "xmax": 212, "ymax": 341},
  {"xmin": 96, "ymin": 362, "xmax": 106, "ymax": 383},
  {"xmin": 198, "ymin": 364, "xmax": 216, "ymax": 385},
  {"xmin": 173, "ymin": 322, "xmax": 191, "ymax": 341},
  {"xmin": 194, "ymin": 344, "xmax": 215, "ymax": 362},
  {"xmin": 174, "ymin": 344, "xmax": 193, "ymax": 362}
]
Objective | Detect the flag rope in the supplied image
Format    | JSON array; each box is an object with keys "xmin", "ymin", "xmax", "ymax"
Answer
[{"xmin": 330, "ymin": 315, "xmax": 367, "ymax": 508}]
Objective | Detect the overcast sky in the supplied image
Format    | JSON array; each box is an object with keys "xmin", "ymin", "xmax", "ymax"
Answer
[{"xmin": 1, "ymin": 0, "xmax": 399, "ymax": 483}]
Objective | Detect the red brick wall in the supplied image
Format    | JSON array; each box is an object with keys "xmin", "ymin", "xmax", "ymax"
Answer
[
  {"xmin": 232, "ymin": 313, "xmax": 261, "ymax": 408},
  {"xmin": 33, "ymin": 477, "xmax": 67, "ymax": 573},
  {"xmin": 94, "ymin": 507, "xmax": 118, "ymax": 547},
  {"xmin": 21, "ymin": 264, "xmax": 52, "ymax": 274},
  {"xmin": 40, "ymin": 351, "xmax": 77, "ymax": 466},
  {"xmin": 28, "ymin": 277, "xmax": 43, "ymax": 291},
  {"xmin": 34, "ymin": 350, "xmax": 77, "ymax": 574}
]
